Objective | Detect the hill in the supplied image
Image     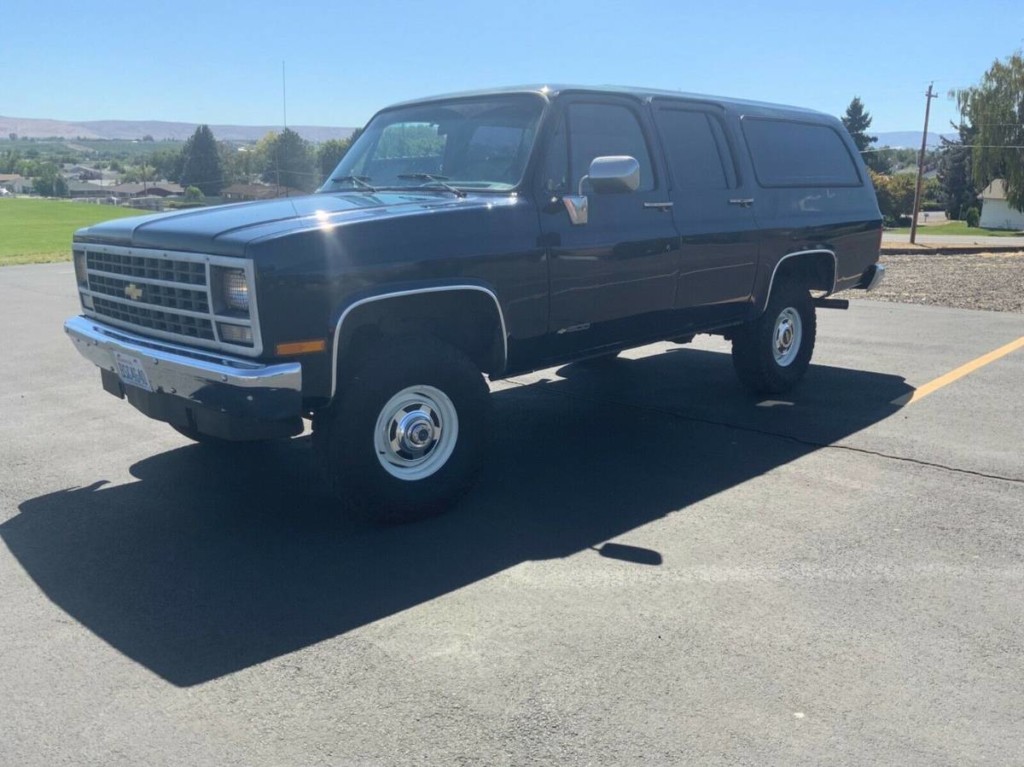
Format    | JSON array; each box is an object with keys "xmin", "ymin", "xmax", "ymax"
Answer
[
  {"xmin": 874, "ymin": 131, "xmax": 956, "ymax": 149},
  {"xmin": 0, "ymin": 115, "xmax": 356, "ymax": 143}
]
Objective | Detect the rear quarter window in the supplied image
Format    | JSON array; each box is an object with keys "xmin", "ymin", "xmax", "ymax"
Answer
[{"xmin": 742, "ymin": 117, "xmax": 862, "ymax": 187}]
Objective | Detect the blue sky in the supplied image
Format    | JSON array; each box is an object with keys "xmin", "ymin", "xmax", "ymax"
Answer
[{"xmin": 4, "ymin": 0, "xmax": 1022, "ymax": 132}]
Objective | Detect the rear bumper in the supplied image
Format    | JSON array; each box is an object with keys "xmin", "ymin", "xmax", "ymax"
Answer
[
  {"xmin": 859, "ymin": 263, "xmax": 887, "ymax": 291},
  {"xmin": 65, "ymin": 315, "xmax": 303, "ymax": 439}
]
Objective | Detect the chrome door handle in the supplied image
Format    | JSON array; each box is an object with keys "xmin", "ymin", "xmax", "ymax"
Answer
[
  {"xmin": 729, "ymin": 198, "xmax": 755, "ymax": 207},
  {"xmin": 643, "ymin": 201, "xmax": 674, "ymax": 210}
]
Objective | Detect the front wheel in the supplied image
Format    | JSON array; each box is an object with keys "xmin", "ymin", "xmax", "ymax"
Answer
[
  {"xmin": 731, "ymin": 282, "xmax": 816, "ymax": 394},
  {"xmin": 314, "ymin": 338, "xmax": 491, "ymax": 524}
]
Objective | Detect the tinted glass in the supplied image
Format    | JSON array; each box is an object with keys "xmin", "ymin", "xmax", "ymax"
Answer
[
  {"xmin": 742, "ymin": 118, "xmax": 861, "ymax": 187},
  {"xmin": 656, "ymin": 109, "xmax": 733, "ymax": 190},
  {"xmin": 539, "ymin": 115, "xmax": 569, "ymax": 195},
  {"xmin": 322, "ymin": 95, "xmax": 544, "ymax": 191},
  {"xmin": 568, "ymin": 102, "xmax": 655, "ymax": 192}
]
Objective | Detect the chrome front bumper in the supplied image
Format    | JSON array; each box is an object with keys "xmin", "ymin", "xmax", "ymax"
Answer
[{"xmin": 65, "ymin": 315, "xmax": 303, "ymax": 438}]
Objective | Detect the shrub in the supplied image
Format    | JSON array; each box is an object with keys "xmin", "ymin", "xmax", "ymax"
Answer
[{"xmin": 964, "ymin": 207, "xmax": 980, "ymax": 227}]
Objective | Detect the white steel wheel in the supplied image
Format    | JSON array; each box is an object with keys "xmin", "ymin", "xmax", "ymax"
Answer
[
  {"xmin": 373, "ymin": 385, "xmax": 459, "ymax": 481},
  {"xmin": 771, "ymin": 307, "xmax": 803, "ymax": 367},
  {"xmin": 731, "ymin": 280, "xmax": 816, "ymax": 394},
  {"xmin": 317, "ymin": 337, "xmax": 491, "ymax": 523}
]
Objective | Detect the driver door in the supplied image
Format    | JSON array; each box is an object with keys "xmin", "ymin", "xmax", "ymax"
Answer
[{"xmin": 537, "ymin": 97, "xmax": 680, "ymax": 353}]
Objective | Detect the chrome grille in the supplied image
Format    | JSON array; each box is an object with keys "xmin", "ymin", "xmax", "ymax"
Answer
[
  {"xmin": 86, "ymin": 251, "xmax": 206, "ymax": 285},
  {"xmin": 75, "ymin": 244, "xmax": 262, "ymax": 356},
  {"xmin": 91, "ymin": 297, "xmax": 216, "ymax": 340},
  {"xmin": 88, "ymin": 273, "xmax": 211, "ymax": 313}
]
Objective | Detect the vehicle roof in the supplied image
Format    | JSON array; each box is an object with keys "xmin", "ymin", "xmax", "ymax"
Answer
[{"xmin": 384, "ymin": 84, "xmax": 829, "ymax": 121}]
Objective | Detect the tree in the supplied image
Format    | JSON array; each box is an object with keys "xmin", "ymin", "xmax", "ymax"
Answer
[
  {"xmin": 260, "ymin": 128, "xmax": 315, "ymax": 192},
  {"xmin": 316, "ymin": 129, "xmax": 363, "ymax": 184},
  {"xmin": 150, "ymin": 148, "xmax": 184, "ymax": 182},
  {"xmin": 870, "ymin": 171, "xmax": 917, "ymax": 225},
  {"xmin": 179, "ymin": 125, "xmax": 224, "ymax": 196},
  {"xmin": 937, "ymin": 121, "xmax": 978, "ymax": 219},
  {"xmin": 841, "ymin": 96, "xmax": 886, "ymax": 172},
  {"xmin": 1, "ymin": 150, "xmax": 21, "ymax": 174},
  {"xmin": 955, "ymin": 51, "xmax": 1024, "ymax": 211},
  {"xmin": 33, "ymin": 165, "xmax": 68, "ymax": 197}
]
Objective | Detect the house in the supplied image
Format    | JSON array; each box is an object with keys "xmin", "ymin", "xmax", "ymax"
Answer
[
  {"xmin": 979, "ymin": 179, "xmax": 1024, "ymax": 230},
  {"xmin": 221, "ymin": 183, "xmax": 305, "ymax": 201},
  {"xmin": 0, "ymin": 173, "xmax": 32, "ymax": 194},
  {"xmin": 67, "ymin": 181, "xmax": 115, "ymax": 199},
  {"xmin": 61, "ymin": 165, "xmax": 121, "ymax": 186},
  {"xmin": 108, "ymin": 182, "xmax": 185, "ymax": 199}
]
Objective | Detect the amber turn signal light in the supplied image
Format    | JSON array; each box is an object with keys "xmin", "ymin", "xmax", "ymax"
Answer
[{"xmin": 275, "ymin": 339, "xmax": 327, "ymax": 356}]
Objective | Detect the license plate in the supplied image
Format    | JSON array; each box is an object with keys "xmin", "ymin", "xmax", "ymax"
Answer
[{"xmin": 114, "ymin": 352, "xmax": 153, "ymax": 392}]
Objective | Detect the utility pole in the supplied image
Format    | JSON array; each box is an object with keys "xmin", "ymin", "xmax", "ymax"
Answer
[{"xmin": 910, "ymin": 83, "xmax": 937, "ymax": 244}]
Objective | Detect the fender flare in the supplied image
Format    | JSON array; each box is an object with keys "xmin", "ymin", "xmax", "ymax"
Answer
[
  {"xmin": 329, "ymin": 284, "xmax": 509, "ymax": 400},
  {"xmin": 759, "ymin": 249, "xmax": 837, "ymax": 314}
]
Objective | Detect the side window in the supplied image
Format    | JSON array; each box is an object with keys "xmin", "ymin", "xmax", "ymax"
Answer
[
  {"xmin": 656, "ymin": 109, "xmax": 735, "ymax": 190},
  {"xmin": 538, "ymin": 114, "xmax": 569, "ymax": 195},
  {"xmin": 742, "ymin": 118, "xmax": 861, "ymax": 187},
  {"xmin": 567, "ymin": 102, "xmax": 655, "ymax": 192}
]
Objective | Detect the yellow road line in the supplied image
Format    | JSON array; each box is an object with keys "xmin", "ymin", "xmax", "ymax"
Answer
[{"xmin": 896, "ymin": 335, "xmax": 1024, "ymax": 406}]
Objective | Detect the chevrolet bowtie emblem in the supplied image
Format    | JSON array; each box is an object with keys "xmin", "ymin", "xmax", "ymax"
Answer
[{"xmin": 124, "ymin": 283, "xmax": 143, "ymax": 301}]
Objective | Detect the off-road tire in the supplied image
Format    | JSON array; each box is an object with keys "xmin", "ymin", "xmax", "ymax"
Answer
[
  {"xmin": 314, "ymin": 337, "xmax": 491, "ymax": 524},
  {"xmin": 731, "ymin": 281, "xmax": 816, "ymax": 394}
]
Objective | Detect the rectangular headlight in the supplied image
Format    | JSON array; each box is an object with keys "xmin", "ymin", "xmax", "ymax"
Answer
[
  {"xmin": 221, "ymin": 268, "xmax": 250, "ymax": 312},
  {"xmin": 73, "ymin": 249, "xmax": 88, "ymax": 287}
]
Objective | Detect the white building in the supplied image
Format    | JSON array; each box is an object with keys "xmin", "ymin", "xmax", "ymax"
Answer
[
  {"xmin": 0, "ymin": 173, "xmax": 32, "ymax": 194},
  {"xmin": 979, "ymin": 179, "xmax": 1024, "ymax": 230}
]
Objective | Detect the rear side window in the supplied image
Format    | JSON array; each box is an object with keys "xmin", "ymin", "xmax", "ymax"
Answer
[
  {"xmin": 655, "ymin": 109, "xmax": 735, "ymax": 190},
  {"xmin": 742, "ymin": 118, "xmax": 861, "ymax": 187}
]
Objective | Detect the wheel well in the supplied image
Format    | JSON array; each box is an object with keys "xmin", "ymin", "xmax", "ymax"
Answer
[
  {"xmin": 334, "ymin": 290, "xmax": 505, "ymax": 384},
  {"xmin": 771, "ymin": 251, "xmax": 836, "ymax": 296}
]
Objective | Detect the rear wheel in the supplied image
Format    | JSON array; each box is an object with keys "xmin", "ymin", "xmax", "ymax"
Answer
[
  {"xmin": 315, "ymin": 338, "xmax": 491, "ymax": 523},
  {"xmin": 731, "ymin": 281, "xmax": 816, "ymax": 393}
]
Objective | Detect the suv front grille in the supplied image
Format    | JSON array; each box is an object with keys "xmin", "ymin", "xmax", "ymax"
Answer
[
  {"xmin": 75, "ymin": 245, "xmax": 262, "ymax": 356},
  {"xmin": 86, "ymin": 251, "xmax": 206, "ymax": 285},
  {"xmin": 88, "ymin": 273, "xmax": 211, "ymax": 314},
  {"xmin": 91, "ymin": 297, "xmax": 216, "ymax": 341}
]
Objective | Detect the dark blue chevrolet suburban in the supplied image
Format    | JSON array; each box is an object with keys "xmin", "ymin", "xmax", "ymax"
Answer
[{"xmin": 66, "ymin": 85, "xmax": 885, "ymax": 521}]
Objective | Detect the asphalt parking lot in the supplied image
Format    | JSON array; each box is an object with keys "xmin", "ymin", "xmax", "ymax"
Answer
[{"xmin": 1, "ymin": 263, "xmax": 1022, "ymax": 766}]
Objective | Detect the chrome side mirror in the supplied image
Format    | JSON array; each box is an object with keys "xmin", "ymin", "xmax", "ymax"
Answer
[
  {"xmin": 562, "ymin": 155, "xmax": 640, "ymax": 226},
  {"xmin": 586, "ymin": 155, "xmax": 640, "ymax": 194}
]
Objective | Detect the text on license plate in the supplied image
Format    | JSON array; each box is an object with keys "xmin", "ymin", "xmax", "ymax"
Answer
[{"xmin": 114, "ymin": 352, "xmax": 153, "ymax": 392}]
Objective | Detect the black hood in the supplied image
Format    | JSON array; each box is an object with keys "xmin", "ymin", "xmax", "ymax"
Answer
[{"xmin": 74, "ymin": 191, "xmax": 504, "ymax": 256}]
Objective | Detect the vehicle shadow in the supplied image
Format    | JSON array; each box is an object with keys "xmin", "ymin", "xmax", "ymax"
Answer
[{"xmin": 3, "ymin": 348, "xmax": 911, "ymax": 687}]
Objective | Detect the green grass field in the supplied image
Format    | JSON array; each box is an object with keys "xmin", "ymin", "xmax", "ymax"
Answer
[
  {"xmin": 888, "ymin": 221, "xmax": 1023, "ymax": 237},
  {"xmin": 0, "ymin": 198, "xmax": 146, "ymax": 266}
]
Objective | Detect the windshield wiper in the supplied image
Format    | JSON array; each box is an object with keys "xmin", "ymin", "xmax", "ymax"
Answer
[
  {"xmin": 397, "ymin": 173, "xmax": 466, "ymax": 197},
  {"xmin": 328, "ymin": 174, "xmax": 377, "ymax": 192}
]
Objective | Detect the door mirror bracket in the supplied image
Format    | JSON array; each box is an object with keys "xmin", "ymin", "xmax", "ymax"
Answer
[{"xmin": 561, "ymin": 155, "xmax": 640, "ymax": 226}]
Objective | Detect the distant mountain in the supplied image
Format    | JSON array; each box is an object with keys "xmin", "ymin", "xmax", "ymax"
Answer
[
  {"xmin": 0, "ymin": 115, "xmax": 356, "ymax": 143},
  {"xmin": 874, "ymin": 131, "xmax": 957, "ymax": 149}
]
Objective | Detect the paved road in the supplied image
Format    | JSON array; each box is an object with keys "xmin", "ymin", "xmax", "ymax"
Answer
[{"xmin": 2, "ymin": 264, "xmax": 1022, "ymax": 766}]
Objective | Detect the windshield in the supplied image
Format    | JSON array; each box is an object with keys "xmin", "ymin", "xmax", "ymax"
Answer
[{"xmin": 320, "ymin": 94, "xmax": 545, "ymax": 193}]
